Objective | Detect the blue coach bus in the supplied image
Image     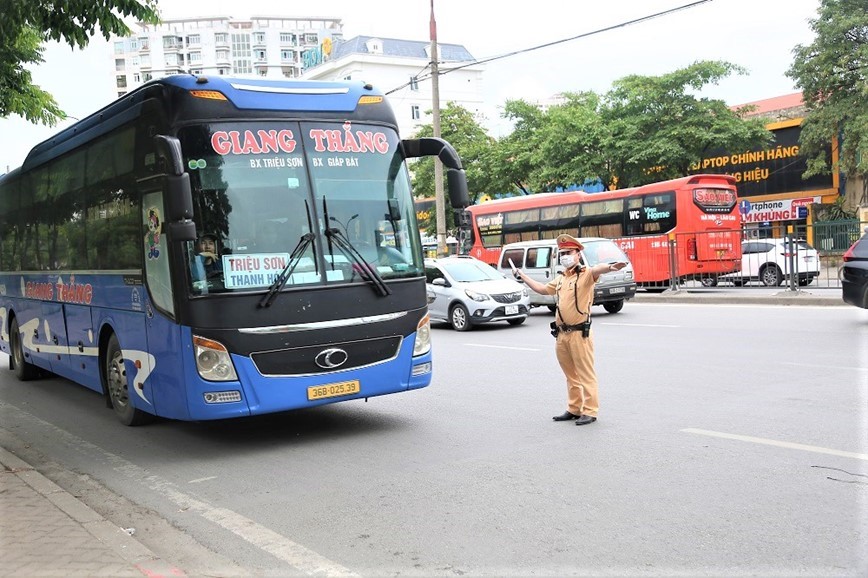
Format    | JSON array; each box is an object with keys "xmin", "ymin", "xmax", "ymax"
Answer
[{"xmin": 0, "ymin": 75, "xmax": 468, "ymax": 425}]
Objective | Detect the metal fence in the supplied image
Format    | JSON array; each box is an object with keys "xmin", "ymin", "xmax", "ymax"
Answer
[{"xmin": 632, "ymin": 221, "xmax": 866, "ymax": 293}]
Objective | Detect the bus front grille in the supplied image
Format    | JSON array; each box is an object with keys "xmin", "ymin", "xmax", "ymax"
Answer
[{"xmin": 250, "ymin": 336, "xmax": 403, "ymax": 376}]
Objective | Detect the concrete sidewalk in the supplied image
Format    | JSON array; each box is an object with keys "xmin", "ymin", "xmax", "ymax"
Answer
[{"xmin": 0, "ymin": 446, "xmax": 184, "ymax": 578}]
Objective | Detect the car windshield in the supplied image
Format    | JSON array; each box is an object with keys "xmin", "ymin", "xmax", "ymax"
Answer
[
  {"xmin": 582, "ymin": 241, "xmax": 630, "ymax": 266},
  {"xmin": 441, "ymin": 259, "xmax": 502, "ymax": 282}
]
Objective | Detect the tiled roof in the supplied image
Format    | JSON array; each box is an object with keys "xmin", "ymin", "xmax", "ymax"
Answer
[
  {"xmin": 331, "ymin": 36, "xmax": 475, "ymax": 62},
  {"xmin": 731, "ymin": 92, "xmax": 803, "ymax": 113}
]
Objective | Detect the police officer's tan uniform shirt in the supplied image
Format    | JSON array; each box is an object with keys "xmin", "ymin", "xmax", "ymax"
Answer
[{"xmin": 545, "ymin": 266, "xmax": 595, "ymax": 325}]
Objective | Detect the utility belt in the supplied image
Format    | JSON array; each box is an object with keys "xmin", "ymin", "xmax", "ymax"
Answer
[{"xmin": 550, "ymin": 320, "xmax": 591, "ymax": 338}]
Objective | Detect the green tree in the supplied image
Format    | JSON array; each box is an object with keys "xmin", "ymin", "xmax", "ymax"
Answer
[
  {"xmin": 787, "ymin": 0, "xmax": 868, "ymax": 186},
  {"xmin": 496, "ymin": 98, "xmax": 548, "ymax": 195},
  {"xmin": 411, "ymin": 102, "xmax": 502, "ymax": 234},
  {"xmin": 0, "ymin": 0, "xmax": 160, "ymax": 125},
  {"xmin": 601, "ymin": 60, "xmax": 772, "ymax": 188}
]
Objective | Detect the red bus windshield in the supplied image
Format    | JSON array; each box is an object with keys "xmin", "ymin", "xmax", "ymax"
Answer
[{"xmin": 461, "ymin": 174, "xmax": 741, "ymax": 286}]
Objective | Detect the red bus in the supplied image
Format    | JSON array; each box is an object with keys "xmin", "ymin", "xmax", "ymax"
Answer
[{"xmin": 460, "ymin": 174, "xmax": 741, "ymax": 287}]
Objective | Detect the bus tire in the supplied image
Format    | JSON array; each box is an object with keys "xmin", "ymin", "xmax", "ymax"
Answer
[
  {"xmin": 699, "ymin": 275, "xmax": 718, "ymax": 287},
  {"xmin": 449, "ymin": 304, "xmax": 472, "ymax": 331},
  {"xmin": 9, "ymin": 316, "xmax": 39, "ymax": 381},
  {"xmin": 603, "ymin": 300, "xmax": 624, "ymax": 314},
  {"xmin": 104, "ymin": 334, "xmax": 154, "ymax": 426}
]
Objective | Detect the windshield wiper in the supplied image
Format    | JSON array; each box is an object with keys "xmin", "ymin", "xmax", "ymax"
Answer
[
  {"xmin": 322, "ymin": 197, "xmax": 391, "ymax": 297},
  {"xmin": 258, "ymin": 232, "xmax": 315, "ymax": 308}
]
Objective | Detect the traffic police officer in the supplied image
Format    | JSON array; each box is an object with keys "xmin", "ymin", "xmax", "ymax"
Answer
[{"xmin": 514, "ymin": 234, "xmax": 627, "ymax": 426}]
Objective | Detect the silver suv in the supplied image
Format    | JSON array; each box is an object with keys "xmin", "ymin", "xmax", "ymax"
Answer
[{"xmin": 425, "ymin": 256, "xmax": 531, "ymax": 331}]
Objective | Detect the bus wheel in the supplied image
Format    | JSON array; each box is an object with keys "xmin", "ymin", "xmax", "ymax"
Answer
[
  {"xmin": 104, "ymin": 334, "xmax": 153, "ymax": 426},
  {"xmin": 761, "ymin": 265, "xmax": 783, "ymax": 286},
  {"xmin": 603, "ymin": 300, "xmax": 624, "ymax": 314},
  {"xmin": 700, "ymin": 275, "xmax": 718, "ymax": 287},
  {"xmin": 9, "ymin": 317, "xmax": 39, "ymax": 381},
  {"xmin": 449, "ymin": 304, "xmax": 472, "ymax": 331}
]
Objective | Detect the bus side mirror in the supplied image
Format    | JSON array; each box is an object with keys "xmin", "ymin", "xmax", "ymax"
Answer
[
  {"xmin": 154, "ymin": 134, "xmax": 196, "ymax": 241},
  {"xmin": 402, "ymin": 137, "xmax": 470, "ymax": 209},
  {"xmin": 446, "ymin": 168, "xmax": 470, "ymax": 210}
]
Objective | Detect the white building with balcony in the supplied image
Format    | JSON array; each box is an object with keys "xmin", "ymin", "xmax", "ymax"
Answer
[
  {"xmin": 300, "ymin": 36, "xmax": 484, "ymax": 139},
  {"xmin": 110, "ymin": 16, "xmax": 343, "ymax": 96}
]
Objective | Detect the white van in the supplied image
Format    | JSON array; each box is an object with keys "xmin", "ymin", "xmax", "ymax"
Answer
[{"xmin": 498, "ymin": 238, "xmax": 637, "ymax": 313}]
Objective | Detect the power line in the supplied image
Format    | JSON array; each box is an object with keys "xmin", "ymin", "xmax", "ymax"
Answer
[{"xmin": 386, "ymin": 0, "xmax": 713, "ymax": 95}]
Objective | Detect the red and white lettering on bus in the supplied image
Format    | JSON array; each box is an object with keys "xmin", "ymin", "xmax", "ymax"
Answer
[{"xmin": 462, "ymin": 174, "xmax": 741, "ymax": 285}]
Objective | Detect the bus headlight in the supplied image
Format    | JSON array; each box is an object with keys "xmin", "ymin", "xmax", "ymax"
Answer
[
  {"xmin": 193, "ymin": 335, "xmax": 238, "ymax": 381},
  {"xmin": 414, "ymin": 314, "xmax": 431, "ymax": 356}
]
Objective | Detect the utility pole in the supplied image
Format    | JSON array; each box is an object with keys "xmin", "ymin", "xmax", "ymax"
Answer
[{"xmin": 430, "ymin": 0, "xmax": 447, "ymax": 256}]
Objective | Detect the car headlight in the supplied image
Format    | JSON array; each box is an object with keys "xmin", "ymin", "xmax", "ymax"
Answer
[{"xmin": 464, "ymin": 289, "xmax": 489, "ymax": 302}]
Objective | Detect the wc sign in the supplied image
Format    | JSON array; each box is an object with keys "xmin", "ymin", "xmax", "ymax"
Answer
[{"xmin": 740, "ymin": 197, "xmax": 819, "ymax": 223}]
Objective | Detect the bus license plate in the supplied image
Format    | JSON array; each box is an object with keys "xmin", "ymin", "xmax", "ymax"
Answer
[
  {"xmin": 505, "ymin": 305, "xmax": 519, "ymax": 315},
  {"xmin": 609, "ymin": 287, "xmax": 625, "ymax": 294},
  {"xmin": 308, "ymin": 380, "xmax": 361, "ymax": 401}
]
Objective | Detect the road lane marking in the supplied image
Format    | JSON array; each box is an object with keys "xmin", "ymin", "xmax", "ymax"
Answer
[
  {"xmin": 683, "ymin": 428, "xmax": 868, "ymax": 461},
  {"xmin": 599, "ymin": 322, "xmax": 679, "ymax": 328},
  {"xmin": 0, "ymin": 415, "xmax": 357, "ymax": 577},
  {"xmin": 188, "ymin": 476, "xmax": 217, "ymax": 484},
  {"xmin": 463, "ymin": 343, "xmax": 540, "ymax": 351}
]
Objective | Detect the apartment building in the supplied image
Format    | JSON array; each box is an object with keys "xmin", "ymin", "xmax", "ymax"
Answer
[
  {"xmin": 110, "ymin": 16, "xmax": 343, "ymax": 96},
  {"xmin": 300, "ymin": 36, "xmax": 484, "ymax": 139}
]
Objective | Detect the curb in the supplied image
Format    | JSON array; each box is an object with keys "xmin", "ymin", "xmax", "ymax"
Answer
[
  {"xmin": 0, "ymin": 446, "xmax": 185, "ymax": 577},
  {"xmin": 630, "ymin": 291, "xmax": 845, "ymax": 307}
]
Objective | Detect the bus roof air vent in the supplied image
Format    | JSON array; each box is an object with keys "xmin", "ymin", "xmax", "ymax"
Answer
[{"xmin": 195, "ymin": 76, "xmax": 209, "ymax": 84}]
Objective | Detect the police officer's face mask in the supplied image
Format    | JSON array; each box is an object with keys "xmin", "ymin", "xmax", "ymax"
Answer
[{"xmin": 559, "ymin": 252, "xmax": 577, "ymax": 268}]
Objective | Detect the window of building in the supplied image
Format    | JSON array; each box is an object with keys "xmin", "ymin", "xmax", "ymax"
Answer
[
  {"xmin": 129, "ymin": 39, "xmax": 138, "ymax": 51},
  {"xmin": 255, "ymin": 49, "xmax": 267, "ymax": 61},
  {"xmin": 143, "ymin": 72, "xmax": 153, "ymax": 82},
  {"xmin": 140, "ymin": 54, "xmax": 151, "ymax": 67},
  {"xmin": 130, "ymin": 56, "xmax": 140, "ymax": 67},
  {"xmin": 133, "ymin": 73, "xmax": 141, "ymax": 83},
  {"xmin": 216, "ymin": 49, "xmax": 230, "ymax": 62},
  {"xmin": 280, "ymin": 32, "xmax": 296, "ymax": 44},
  {"xmin": 409, "ymin": 76, "xmax": 419, "ymax": 91},
  {"xmin": 215, "ymin": 33, "xmax": 228, "ymax": 44},
  {"xmin": 231, "ymin": 33, "xmax": 252, "ymax": 74},
  {"xmin": 187, "ymin": 34, "xmax": 200, "ymax": 46},
  {"xmin": 411, "ymin": 105, "xmax": 421, "ymax": 120},
  {"xmin": 188, "ymin": 52, "xmax": 202, "ymax": 63},
  {"xmin": 254, "ymin": 32, "xmax": 266, "ymax": 44},
  {"xmin": 165, "ymin": 53, "xmax": 178, "ymax": 67},
  {"xmin": 191, "ymin": 69, "xmax": 202, "ymax": 76},
  {"xmin": 258, "ymin": 68, "xmax": 267, "ymax": 76},
  {"xmin": 303, "ymin": 33, "xmax": 318, "ymax": 44},
  {"xmin": 218, "ymin": 68, "xmax": 229, "ymax": 76},
  {"xmin": 114, "ymin": 41, "xmax": 125, "ymax": 55},
  {"xmin": 280, "ymin": 49, "xmax": 294, "ymax": 62},
  {"xmin": 162, "ymin": 36, "xmax": 179, "ymax": 50},
  {"xmin": 115, "ymin": 58, "xmax": 125, "ymax": 71},
  {"xmin": 116, "ymin": 76, "xmax": 127, "ymax": 88},
  {"xmin": 139, "ymin": 37, "xmax": 149, "ymax": 50}
]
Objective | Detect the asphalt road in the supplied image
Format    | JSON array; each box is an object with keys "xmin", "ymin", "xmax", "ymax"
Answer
[{"xmin": 1, "ymin": 302, "xmax": 866, "ymax": 576}]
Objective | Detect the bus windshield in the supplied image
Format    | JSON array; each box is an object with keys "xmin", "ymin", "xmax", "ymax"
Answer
[{"xmin": 179, "ymin": 121, "xmax": 423, "ymax": 294}]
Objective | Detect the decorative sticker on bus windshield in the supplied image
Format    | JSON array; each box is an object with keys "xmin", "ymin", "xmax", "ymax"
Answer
[
  {"xmin": 145, "ymin": 208, "xmax": 162, "ymax": 260},
  {"xmin": 307, "ymin": 122, "xmax": 390, "ymax": 168}
]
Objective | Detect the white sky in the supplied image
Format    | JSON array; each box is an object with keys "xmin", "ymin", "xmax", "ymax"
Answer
[{"xmin": 1, "ymin": 0, "xmax": 821, "ymax": 172}]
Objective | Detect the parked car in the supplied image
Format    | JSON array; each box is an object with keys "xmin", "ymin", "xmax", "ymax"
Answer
[
  {"xmin": 841, "ymin": 228, "xmax": 868, "ymax": 309},
  {"xmin": 711, "ymin": 238, "xmax": 820, "ymax": 286},
  {"xmin": 425, "ymin": 256, "xmax": 530, "ymax": 331},
  {"xmin": 498, "ymin": 238, "xmax": 637, "ymax": 314}
]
